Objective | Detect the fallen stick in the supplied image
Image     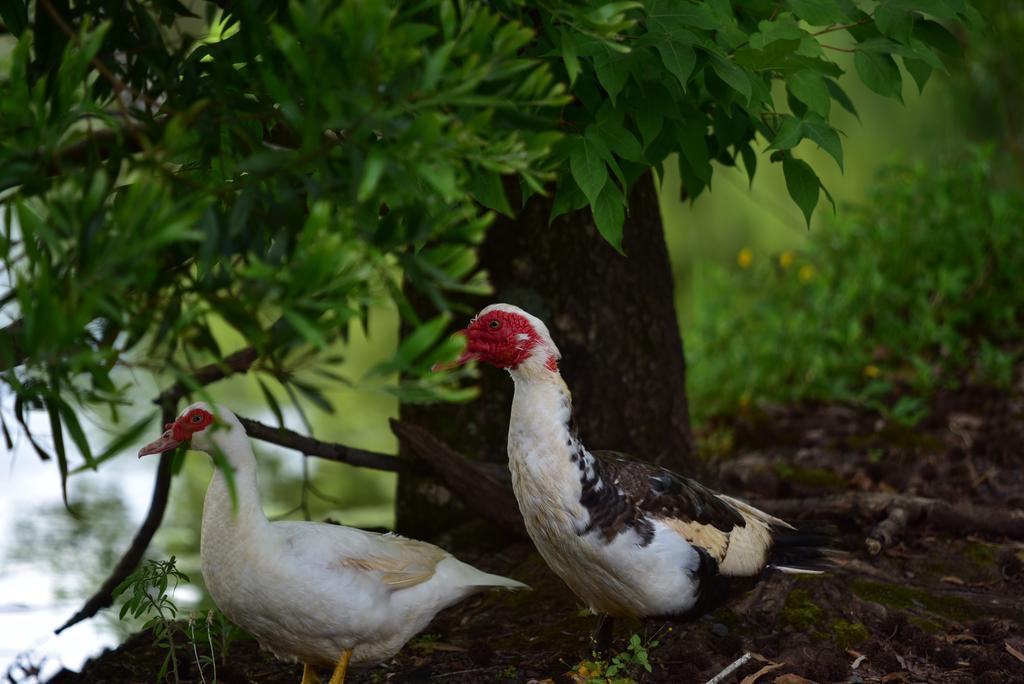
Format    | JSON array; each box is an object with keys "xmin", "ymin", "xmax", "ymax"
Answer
[
  {"xmin": 705, "ymin": 652, "xmax": 751, "ymax": 684},
  {"xmin": 752, "ymin": 492, "xmax": 1024, "ymax": 541},
  {"xmin": 866, "ymin": 506, "xmax": 910, "ymax": 555}
]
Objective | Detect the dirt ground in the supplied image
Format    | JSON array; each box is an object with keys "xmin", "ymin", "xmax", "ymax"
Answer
[{"xmin": 48, "ymin": 381, "xmax": 1024, "ymax": 684}]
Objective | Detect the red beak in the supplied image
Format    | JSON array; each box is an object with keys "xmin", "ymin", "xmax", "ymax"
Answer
[
  {"xmin": 138, "ymin": 430, "xmax": 183, "ymax": 457},
  {"xmin": 431, "ymin": 328, "xmax": 477, "ymax": 372}
]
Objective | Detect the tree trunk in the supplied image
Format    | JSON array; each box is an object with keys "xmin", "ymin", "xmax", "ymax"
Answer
[{"xmin": 396, "ymin": 170, "xmax": 694, "ymax": 538}]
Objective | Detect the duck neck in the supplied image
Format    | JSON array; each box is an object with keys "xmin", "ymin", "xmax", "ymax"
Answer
[
  {"xmin": 202, "ymin": 431, "xmax": 267, "ymax": 533},
  {"xmin": 507, "ymin": 361, "xmax": 584, "ymax": 485}
]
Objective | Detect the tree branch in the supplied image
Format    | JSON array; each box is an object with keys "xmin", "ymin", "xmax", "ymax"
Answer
[
  {"xmin": 55, "ymin": 405, "xmax": 176, "ymax": 634},
  {"xmin": 389, "ymin": 419, "xmax": 525, "ymax": 536},
  {"xmin": 155, "ymin": 347, "xmax": 259, "ymax": 409},
  {"xmin": 238, "ymin": 415, "xmax": 405, "ymax": 473}
]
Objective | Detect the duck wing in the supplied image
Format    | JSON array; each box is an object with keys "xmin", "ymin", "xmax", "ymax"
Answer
[
  {"xmin": 588, "ymin": 450, "xmax": 793, "ymax": 577},
  {"xmin": 271, "ymin": 521, "xmax": 449, "ymax": 590}
]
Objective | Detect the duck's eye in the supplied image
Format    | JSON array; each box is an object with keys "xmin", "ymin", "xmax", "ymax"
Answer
[
  {"xmin": 488, "ymin": 319, "xmax": 501, "ymax": 330},
  {"xmin": 191, "ymin": 413, "xmax": 203, "ymax": 423}
]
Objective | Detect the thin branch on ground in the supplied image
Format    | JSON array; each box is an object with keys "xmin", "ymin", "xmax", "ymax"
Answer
[{"xmin": 753, "ymin": 492, "xmax": 1024, "ymax": 541}]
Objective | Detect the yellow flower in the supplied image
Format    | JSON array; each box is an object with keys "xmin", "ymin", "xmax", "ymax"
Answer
[
  {"xmin": 798, "ymin": 264, "xmax": 815, "ymax": 282},
  {"xmin": 737, "ymin": 248, "xmax": 753, "ymax": 268},
  {"xmin": 864, "ymin": 364, "xmax": 881, "ymax": 378},
  {"xmin": 779, "ymin": 251, "xmax": 794, "ymax": 269}
]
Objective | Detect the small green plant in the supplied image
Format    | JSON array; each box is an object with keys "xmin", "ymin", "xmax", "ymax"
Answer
[
  {"xmin": 571, "ymin": 632, "xmax": 661, "ymax": 683},
  {"xmin": 114, "ymin": 556, "xmax": 190, "ymax": 683},
  {"xmin": 606, "ymin": 633, "xmax": 659, "ymax": 679}
]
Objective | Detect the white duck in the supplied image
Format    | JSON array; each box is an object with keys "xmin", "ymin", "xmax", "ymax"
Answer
[
  {"xmin": 138, "ymin": 402, "xmax": 527, "ymax": 684},
  {"xmin": 442, "ymin": 304, "xmax": 822, "ymax": 647}
]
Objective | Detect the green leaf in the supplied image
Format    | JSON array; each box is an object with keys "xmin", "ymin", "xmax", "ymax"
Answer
[
  {"xmin": 283, "ymin": 310, "xmax": 328, "ymax": 349},
  {"xmin": 570, "ymin": 136, "xmax": 609, "ymax": 206},
  {"xmin": 787, "ymin": 69, "xmax": 830, "ymax": 117},
  {"xmin": 783, "ymin": 156, "xmax": 820, "ymax": 227},
  {"xmin": 801, "ymin": 115, "xmax": 844, "ymax": 170},
  {"xmin": 739, "ymin": 143, "xmax": 757, "ymax": 186},
  {"xmin": 785, "ymin": 0, "xmax": 854, "ymax": 25},
  {"xmin": 655, "ymin": 38, "xmax": 696, "ymax": 91},
  {"xmin": 467, "ymin": 171, "xmax": 513, "ymax": 217},
  {"xmin": 769, "ymin": 115, "xmax": 804, "ymax": 150},
  {"xmin": 43, "ymin": 398, "xmax": 73, "ymax": 513},
  {"xmin": 825, "ymin": 78, "xmax": 860, "ymax": 120},
  {"xmin": 256, "ymin": 378, "xmax": 286, "ymax": 428},
  {"xmin": 593, "ymin": 43, "xmax": 632, "ymax": 104},
  {"xmin": 674, "ymin": 117, "xmax": 712, "ymax": 184},
  {"xmin": 292, "ymin": 380, "xmax": 334, "ymax": 415},
  {"xmin": 592, "ymin": 183, "xmax": 625, "ymax": 254},
  {"xmin": 78, "ymin": 413, "xmax": 159, "ymax": 473},
  {"xmin": 914, "ymin": 19, "xmax": 961, "ymax": 56},
  {"xmin": 854, "ymin": 49, "xmax": 903, "ymax": 101},
  {"xmin": 710, "ymin": 56, "xmax": 751, "ymax": 103},
  {"xmin": 357, "ymin": 151, "xmax": 386, "ymax": 202},
  {"xmin": 56, "ymin": 400, "xmax": 92, "ymax": 466},
  {"xmin": 0, "ymin": 0, "xmax": 29, "ymax": 36},
  {"xmin": 751, "ymin": 17, "xmax": 805, "ymax": 48},
  {"xmin": 550, "ymin": 176, "xmax": 589, "ymax": 224},
  {"xmin": 636, "ymin": 105, "xmax": 664, "ymax": 150},
  {"xmin": 903, "ymin": 57, "xmax": 932, "ymax": 93},
  {"xmin": 875, "ymin": 1, "xmax": 914, "ymax": 42},
  {"xmin": 561, "ymin": 31, "xmax": 581, "ymax": 85},
  {"xmin": 594, "ymin": 118, "xmax": 645, "ymax": 163},
  {"xmin": 646, "ymin": 0, "xmax": 718, "ymax": 33}
]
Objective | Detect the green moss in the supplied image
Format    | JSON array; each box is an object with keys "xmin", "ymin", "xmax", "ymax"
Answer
[
  {"xmin": 909, "ymin": 616, "xmax": 947, "ymax": 634},
  {"xmin": 850, "ymin": 579, "xmax": 974, "ymax": 621},
  {"xmin": 827, "ymin": 619, "xmax": 870, "ymax": 649},
  {"xmin": 712, "ymin": 608, "xmax": 743, "ymax": 633},
  {"xmin": 774, "ymin": 464, "xmax": 846, "ymax": 489},
  {"xmin": 962, "ymin": 540, "xmax": 996, "ymax": 566},
  {"xmin": 782, "ymin": 588, "xmax": 824, "ymax": 631}
]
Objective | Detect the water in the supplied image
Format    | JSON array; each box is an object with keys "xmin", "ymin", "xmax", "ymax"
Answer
[{"xmin": 0, "ymin": 410, "xmax": 160, "ymax": 680}]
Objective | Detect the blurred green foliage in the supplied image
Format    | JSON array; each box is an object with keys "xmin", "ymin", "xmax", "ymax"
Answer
[
  {"xmin": 687, "ymin": 148, "xmax": 1024, "ymax": 423},
  {"xmin": 0, "ymin": 0, "xmax": 980, "ymax": 500}
]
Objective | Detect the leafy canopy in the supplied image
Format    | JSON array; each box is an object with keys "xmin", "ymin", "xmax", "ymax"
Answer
[{"xmin": 0, "ymin": 0, "xmax": 977, "ymax": 487}]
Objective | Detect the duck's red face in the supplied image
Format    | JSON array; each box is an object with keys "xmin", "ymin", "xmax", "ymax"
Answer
[
  {"xmin": 446, "ymin": 309, "xmax": 553, "ymax": 371},
  {"xmin": 138, "ymin": 407, "xmax": 215, "ymax": 457}
]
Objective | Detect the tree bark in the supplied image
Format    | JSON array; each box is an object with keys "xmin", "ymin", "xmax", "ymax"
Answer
[{"xmin": 396, "ymin": 171, "xmax": 694, "ymax": 538}]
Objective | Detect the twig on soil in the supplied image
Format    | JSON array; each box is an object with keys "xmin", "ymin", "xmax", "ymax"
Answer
[
  {"xmin": 705, "ymin": 652, "xmax": 752, "ymax": 684},
  {"xmin": 753, "ymin": 492, "xmax": 1024, "ymax": 541},
  {"xmin": 866, "ymin": 506, "xmax": 910, "ymax": 555}
]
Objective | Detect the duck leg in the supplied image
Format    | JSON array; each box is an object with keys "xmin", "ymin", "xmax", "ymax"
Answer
[
  {"xmin": 327, "ymin": 648, "xmax": 353, "ymax": 684},
  {"xmin": 591, "ymin": 614, "xmax": 615, "ymax": 656},
  {"xmin": 301, "ymin": 663, "xmax": 321, "ymax": 684}
]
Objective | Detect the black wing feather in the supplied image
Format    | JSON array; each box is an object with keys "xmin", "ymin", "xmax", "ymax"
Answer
[{"xmin": 578, "ymin": 450, "xmax": 746, "ymax": 545}]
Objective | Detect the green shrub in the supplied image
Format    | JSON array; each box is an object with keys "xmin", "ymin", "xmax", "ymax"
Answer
[{"xmin": 687, "ymin": 147, "xmax": 1024, "ymax": 423}]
